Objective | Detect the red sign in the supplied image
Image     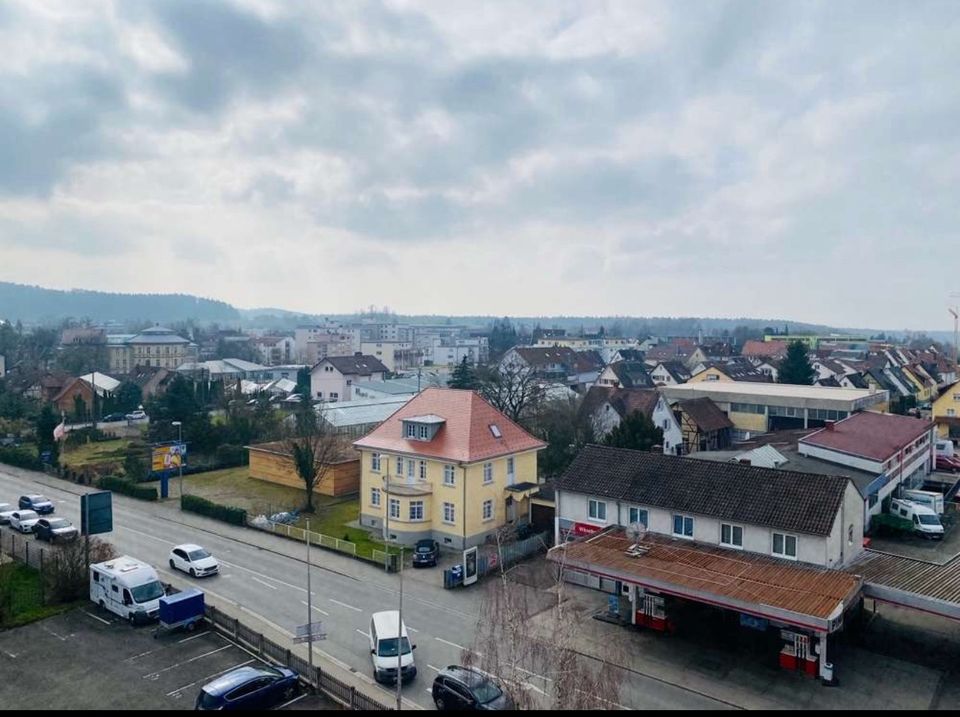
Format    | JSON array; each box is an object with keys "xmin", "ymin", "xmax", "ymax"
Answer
[{"xmin": 572, "ymin": 522, "xmax": 603, "ymax": 537}]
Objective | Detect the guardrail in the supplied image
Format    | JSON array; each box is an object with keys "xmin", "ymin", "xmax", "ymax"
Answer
[{"xmin": 204, "ymin": 604, "xmax": 390, "ymax": 711}]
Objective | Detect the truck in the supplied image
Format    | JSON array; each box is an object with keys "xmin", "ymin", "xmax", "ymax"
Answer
[
  {"xmin": 902, "ymin": 489, "xmax": 945, "ymax": 515},
  {"xmin": 90, "ymin": 556, "xmax": 165, "ymax": 624},
  {"xmin": 889, "ymin": 498, "xmax": 944, "ymax": 539},
  {"xmin": 155, "ymin": 588, "xmax": 205, "ymax": 637}
]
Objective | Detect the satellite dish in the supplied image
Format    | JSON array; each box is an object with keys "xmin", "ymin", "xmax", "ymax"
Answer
[{"xmin": 626, "ymin": 522, "xmax": 647, "ymax": 543}]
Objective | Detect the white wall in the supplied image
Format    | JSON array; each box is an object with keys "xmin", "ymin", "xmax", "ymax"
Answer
[
  {"xmin": 798, "ymin": 443, "xmax": 884, "ymax": 474},
  {"xmin": 653, "ymin": 396, "xmax": 683, "ymax": 455},
  {"xmin": 310, "ymin": 364, "xmax": 348, "ymax": 401}
]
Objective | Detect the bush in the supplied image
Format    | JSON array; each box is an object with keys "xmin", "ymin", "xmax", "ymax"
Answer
[
  {"xmin": 181, "ymin": 494, "xmax": 247, "ymax": 526},
  {"xmin": 96, "ymin": 475, "xmax": 158, "ymax": 501},
  {"xmin": 123, "ymin": 451, "xmax": 148, "ymax": 482},
  {"xmin": 215, "ymin": 443, "xmax": 246, "ymax": 467},
  {"xmin": 0, "ymin": 445, "xmax": 43, "ymax": 471},
  {"xmin": 64, "ymin": 427, "xmax": 110, "ymax": 447}
]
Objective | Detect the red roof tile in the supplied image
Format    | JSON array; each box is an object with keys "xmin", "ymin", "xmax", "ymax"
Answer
[
  {"xmin": 353, "ymin": 387, "xmax": 546, "ymax": 463},
  {"xmin": 741, "ymin": 339, "xmax": 789, "ymax": 359},
  {"xmin": 799, "ymin": 410, "xmax": 934, "ymax": 461}
]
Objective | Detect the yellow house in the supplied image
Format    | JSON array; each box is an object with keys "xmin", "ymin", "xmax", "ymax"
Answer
[
  {"xmin": 353, "ymin": 387, "xmax": 546, "ymax": 549},
  {"xmin": 688, "ymin": 365, "xmax": 730, "ymax": 383},
  {"xmin": 932, "ymin": 381, "xmax": 960, "ymax": 439}
]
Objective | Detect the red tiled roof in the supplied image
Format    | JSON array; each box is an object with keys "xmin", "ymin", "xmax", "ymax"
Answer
[
  {"xmin": 799, "ymin": 410, "xmax": 934, "ymax": 461},
  {"xmin": 742, "ymin": 339, "xmax": 789, "ymax": 359},
  {"xmin": 353, "ymin": 387, "xmax": 546, "ymax": 463}
]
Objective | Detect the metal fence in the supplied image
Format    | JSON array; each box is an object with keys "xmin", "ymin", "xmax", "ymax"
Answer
[
  {"xmin": 0, "ymin": 530, "xmax": 54, "ymax": 621},
  {"xmin": 204, "ymin": 604, "xmax": 390, "ymax": 711},
  {"xmin": 477, "ymin": 530, "xmax": 553, "ymax": 578},
  {"xmin": 250, "ymin": 519, "xmax": 359, "ymax": 558}
]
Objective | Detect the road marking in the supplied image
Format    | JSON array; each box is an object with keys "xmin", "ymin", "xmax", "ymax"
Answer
[
  {"xmin": 517, "ymin": 666, "xmax": 553, "ymax": 682},
  {"xmin": 424, "ymin": 688, "xmax": 433, "ymax": 695},
  {"xmin": 41, "ymin": 625, "xmax": 70, "ymax": 641},
  {"xmin": 141, "ymin": 645, "xmax": 233, "ymax": 680},
  {"xmin": 276, "ymin": 693, "xmax": 308, "ymax": 709},
  {"xmin": 300, "ymin": 600, "xmax": 329, "ymax": 616},
  {"xmin": 355, "ymin": 629, "xmax": 369, "ymax": 639},
  {"xmin": 573, "ymin": 688, "xmax": 627, "ymax": 710},
  {"xmin": 119, "ymin": 525, "xmax": 171, "ymax": 545},
  {"xmin": 330, "ymin": 598, "xmax": 361, "ymax": 612},
  {"xmin": 177, "ymin": 631, "xmax": 211, "ymax": 644},
  {"xmin": 251, "ymin": 576, "xmax": 278, "ymax": 590},
  {"xmin": 434, "ymin": 637, "xmax": 466, "ymax": 651},
  {"xmin": 427, "ymin": 664, "xmax": 442, "ymax": 673},
  {"xmin": 2, "ymin": 651, "xmax": 17, "ymax": 659},
  {"xmin": 83, "ymin": 610, "xmax": 111, "ymax": 625},
  {"xmin": 166, "ymin": 659, "xmax": 256, "ymax": 696},
  {"xmin": 127, "ymin": 646, "xmax": 166, "ymax": 661},
  {"xmin": 407, "ymin": 626, "xmax": 418, "ymax": 633}
]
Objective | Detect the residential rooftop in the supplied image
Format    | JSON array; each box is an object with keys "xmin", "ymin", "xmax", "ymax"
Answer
[{"xmin": 799, "ymin": 410, "xmax": 934, "ymax": 462}]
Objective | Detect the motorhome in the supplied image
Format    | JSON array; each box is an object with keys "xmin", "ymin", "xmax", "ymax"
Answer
[
  {"xmin": 369, "ymin": 610, "xmax": 417, "ymax": 684},
  {"xmin": 90, "ymin": 556, "xmax": 165, "ymax": 624},
  {"xmin": 902, "ymin": 489, "xmax": 945, "ymax": 515},
  {"xmin": 889, "ymin": 498, "xmax": 944, "ymax": 539}
]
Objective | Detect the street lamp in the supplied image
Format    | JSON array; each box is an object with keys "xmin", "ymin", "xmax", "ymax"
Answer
[{"xmin": 172, "ymin": 421, "xmax": 183, "ymax": 502}]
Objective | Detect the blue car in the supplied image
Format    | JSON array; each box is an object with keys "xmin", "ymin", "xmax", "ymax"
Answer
[
  {"xmin": 196, "ymin": 665, "xmax": 298, "ymax": 711},
  {"xmin": 19, "ymin": 495, "xmax": 54, "ymax": 515}
]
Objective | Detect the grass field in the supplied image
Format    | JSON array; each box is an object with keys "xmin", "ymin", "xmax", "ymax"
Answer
[
  {"xmin": 0, "ymin": 563, "xmax": 80, "ymax": 628},
  {"xmin": 61, "ymin": 439, "xmax": 132, "ymax": 469}
]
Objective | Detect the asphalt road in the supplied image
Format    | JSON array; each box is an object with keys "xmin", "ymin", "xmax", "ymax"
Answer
[{"xmin": 0, "ymin": 464, "xmax": 734, "ymax": 710}]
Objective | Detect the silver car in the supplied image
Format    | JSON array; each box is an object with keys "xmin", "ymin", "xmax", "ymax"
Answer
[{"xmin": 0, "ymin": 503, "xmax": 15, "ymax": 525}]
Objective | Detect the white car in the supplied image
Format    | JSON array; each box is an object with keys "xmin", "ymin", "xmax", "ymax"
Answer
[
  {"xmin": 125, "ymin": 410, "xmax": 148, "ymax": 421},
  {"xmin": 0, "ymin": 503, "xmax": 15, "ymax": 525},
  {"xmin": 9, "ymin": 510, "xmax": 41, "ymax": 533},
  {"xmin": 169, "ymin": 544, "xmax": 220, "ymax": 577}
]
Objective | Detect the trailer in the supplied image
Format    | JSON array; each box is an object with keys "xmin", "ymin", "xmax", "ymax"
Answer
[{"xmin": 153, "ymin": 588, "xmax": 205, "ymax": 638}]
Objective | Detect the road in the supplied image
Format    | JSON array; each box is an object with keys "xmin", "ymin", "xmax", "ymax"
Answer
[{"xmin": 0, "ymin": 464, "xmax": 735, "ymax": 710}]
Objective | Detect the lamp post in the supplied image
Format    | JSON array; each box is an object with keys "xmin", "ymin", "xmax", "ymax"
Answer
[
  {"xmin": 172, "ymin": 421, "xmax": 183, "ymax": 502},
  {"xmin": 381, "ymin": 471, "xmax": 404, "ymax": 710}
]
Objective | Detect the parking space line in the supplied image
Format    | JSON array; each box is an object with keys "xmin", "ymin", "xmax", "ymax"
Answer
[
  {"xmin": 2, "ymin": 650, "xmax": 17, "ymax": 659},
  {"xmin": 434, "ymin": 637, "xmax": 465, "ymax": 651},
  {"xmin": 177, "ymin": 631, "xmax": 212, "ymax": 644},
  {"xmin": 407, "ymin": 626, "xmax": 418, "ymax": 632},
  {"xmin": 355, "ymin": 629, "xmax": 369, "ymax": 639},
  {"xmin": 166, "ymin": 659, "xmax": 256, "ymax": 696},
  {"xmin": 83, "ymin": 611, "xmax": 111, "ymax": 625},
  {"xmin": 518, "ymin": 666, "xmax": 553, "ymax": 682},
  {"xmin": 276, "ymin": 693, "xmax": 308, "ymax": 709},
  {"xmin": 252, "ymin": 576, "xmax": 278, "ymax": 590},
  {"xmin": 142, "ymin": 645, "xmax": 233, "ymax": 680},
  {"xmin": 330, "ymin": 599, "xmax": 361, "ymax": 612},
  {"xmin": 41, "ymin": 625, "xmax": 70, "ymax": 641},
  {"xmin": 300, "ymin": 600, "xmax": 329, "ymax": 616},
  {"xmin": 427, "ymin": 664, "xmax": 442, "ymax": 673}
]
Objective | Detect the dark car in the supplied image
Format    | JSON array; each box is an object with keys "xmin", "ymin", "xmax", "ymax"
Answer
[
  {"xmin": 34, "ymin": 517, "xmax": 79, "ymax": 543},
  {"xmin": 412, "ymin": 539, "xmax": 440, "ymax": 567},
  {"xmin": 196, "ymin": 665, "xmax": 298, "ymax": 711},
  {"xmin": 19, "ymin": 495, "xmax": 54, "ymax": 515},
  {"xmin": 101, "ymin": 413, "xmax": 127, "ymax": 423},
  {"xmin": 432, "ymin": 666, "xmax": 513, "ymax": 711}
]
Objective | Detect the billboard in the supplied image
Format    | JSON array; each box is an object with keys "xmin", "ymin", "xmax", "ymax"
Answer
[
  {"xmin": 81, "ymin": 491, "xmax": 113, "ymax": 536},
  {"xmin": 152, "ymin": 443, "xmax": 186, "ymax": 473}
]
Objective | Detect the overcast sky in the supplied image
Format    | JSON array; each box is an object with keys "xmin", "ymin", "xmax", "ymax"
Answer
[{"xmin": 1, "ymin": 1, "xmax": 958, "ymax": 329}]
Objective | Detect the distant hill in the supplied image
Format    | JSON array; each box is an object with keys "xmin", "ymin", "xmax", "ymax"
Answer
[{"xmin": 0, "ymin": 282, "xmax": 241, "ymax": 325}]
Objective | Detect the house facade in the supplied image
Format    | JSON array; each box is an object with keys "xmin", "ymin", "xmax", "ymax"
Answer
[
  {"xmin": 932, "ymin": 381, "xmax": 960, "ymax": 439},
  {"xmin": 310, "ymin": 354, "xmax": 388, "ymax": 402},
  {"xmin": 108, "ymin": 326, "xmax": 195, "ymax": 373},
  {"xmin": 581, "ymin": 386, "xmax": 683, "ymax": 455},
  {"xmin": 354, "ymin": 388, "xmax": 546, "ymax": 549},
  {"xmin": 649, "ymin": 361, "xmax": 690, "ymax": 386},
  {"xmin": 674, "ymin": 397, "xmax": 733, "ymax": 453}
]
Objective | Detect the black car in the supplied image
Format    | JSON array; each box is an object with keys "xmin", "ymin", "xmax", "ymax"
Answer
[
  {"xmin": 412, "ymin": 539, "xmax": 440, "ymax": 567},
  {"xmin": 101, "ymin": 413, "xmax": 127, "ymax": 423},
  {"xmin": 432, "ymin": 666, "xmax": 513, "ymax": 711},
  {"xmin": 34, "ymin": 517, "xmax": 79, "ymax": 543}
]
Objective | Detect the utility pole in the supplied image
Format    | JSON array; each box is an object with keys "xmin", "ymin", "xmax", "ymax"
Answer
[
  {"xmin": 396, "ymin": 544, "xmax": 404, "ymax": 711},
  {"xmin": 950, "ymin": 297, "xmax": 960, "ymax": 376},
  {"xmin": 306, "ymin": 518, "xmax": 314, "ymax": 673}
]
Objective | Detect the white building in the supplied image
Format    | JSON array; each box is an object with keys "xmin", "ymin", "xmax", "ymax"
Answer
[
  {"xmin": 580, "ymin": 387, "xmax": 683, "ymax": 455},
  {"xmin": 310, "ymin": 354, "xmax": 388, "ymax": 403}
]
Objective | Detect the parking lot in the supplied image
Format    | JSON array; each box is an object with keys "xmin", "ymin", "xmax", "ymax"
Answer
[{"xmin": 0, "ymin": 606, "xmax": 336, "ymax": 710}]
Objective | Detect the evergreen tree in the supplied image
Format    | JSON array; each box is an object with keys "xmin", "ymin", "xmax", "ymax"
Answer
[
  {"xmin": 36, "ymin": 404, "xmax": 60, "ymax": 465},
  {"xmin": 779, "ymin": 340, "xmax": 815, "ymax": 385},
  {"xmin": 603, "ymin": 411, "xmax": 663, "ymax": 452},
  {"xmin": 448, "ymin": 357, "xmax": 477, "ymax": 390}
]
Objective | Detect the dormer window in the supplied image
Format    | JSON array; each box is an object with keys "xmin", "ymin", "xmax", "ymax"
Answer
[{"xmin": 402, "ymin": 415, "xmax": 445, "ymax": 442}]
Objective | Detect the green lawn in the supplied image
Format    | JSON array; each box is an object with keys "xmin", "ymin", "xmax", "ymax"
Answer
[
  {"xmin": 292, "ymin": 500, "xmax": 400, "ymax": 559},
  {"xmin": 0, "ymin": 562, "xmax": 80, "ymax": 628},
  {"xmin": 61, "ymin": 438, "xmax": 131, "ymax": 469}
]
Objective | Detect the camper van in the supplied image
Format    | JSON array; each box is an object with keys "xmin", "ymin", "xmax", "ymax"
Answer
[
  {"xmin": 90, "ymin": 556, "xmax": 165, "ymax": 624},
  {"xmin": 369, "ymin": 610, "xmax": 417, "ymax": 684},
  {"xmin": 889, "ymin": 498, "xmax": 944, "ymax": 539},
  {"xmin": 902, "ymin": 489, "xmax": 945, "ymax": 515}
]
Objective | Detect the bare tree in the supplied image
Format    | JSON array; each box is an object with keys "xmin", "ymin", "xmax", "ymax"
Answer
[
  {"xmin": 282, "ymin": 403, "xmax": 341, "ymax": 513},
  {"xmin": 477, "ymin": 364, "xmax": 543, "ymax": 425},
  {"xmin": 46, "ymin": 537, "xmax": 118, "ymax": 604},
  {"xmin": 461, "ymin": 530, "xmax": 624, "ymax": 709}
]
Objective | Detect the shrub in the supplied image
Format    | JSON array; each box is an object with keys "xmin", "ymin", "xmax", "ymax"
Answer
[
  {"xmin": 96, "ymin": 475, "xmax": 158, "ymax": 501},
  {"xmin": 181, "ymin": 494, "xmax": 246, "ymax": 526},
  {"xmin": 0, "ymin": 445, "xmax": 43, "ymax": 471},
  {"xmin": 64, "ymin": 427, "xmax": 110, "ymax": 447},
  {"xmin": 215, "ymin": 443, "xmax": 245, "ymax": 467},
  {"xmin": 123, "ymin": 451, "xmax": 148, "ymax": 482}
]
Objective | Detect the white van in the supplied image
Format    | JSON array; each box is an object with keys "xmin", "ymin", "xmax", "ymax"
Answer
[
  {"xmin": 90, "ymin": 556, "xmax": 165, "ymax": 624},
  {"xmin": 369, "ymin": 610, "xmax": 417, "ymax": 684},
  {"xmin": 902, "ymin": 489, "xmax": 945, "ymax": 515},
  {"xmin": 889, "ymin": 499, "xmax": 944, "ymax": 539}
]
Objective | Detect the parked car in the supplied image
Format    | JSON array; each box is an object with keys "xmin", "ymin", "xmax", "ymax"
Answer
[
  {"xmin": 412, "ymin": 539, "xmax": 440, "ymax": 568},
  {"xmin": 169, "ymin": 544, "xmax": 220, "ymax": 577},
  {"xmin": 0, "ymin": 503, "xmax": 15, "ymax": 524},
  {"xmin": 936, "ymin": 455, "xmax": 960, "ymax": 473},
  {"xmin": 9, "ymin": 510, "xmax": 41, "ymax": 533},
  {"xmin": 101, "ymin": 413, "xmax": 127, "ymax": 423},
  {"xmin": 34, "ymin": 517, "xmax": 79, "ymax": 543},
  {"xmin": 125, "ymin": 410, "xmax": 147, "ymax": 421},
  {"xmin": 19, "ymin": 495, "xmax": 54, "ymax": 515},
  {"xmin": 195, "ymin": 665, "xmax": 298, "ymax": 711},
  {"xmin": 432, "ymin": 666, "xmax": 513, "ymax": 711}
]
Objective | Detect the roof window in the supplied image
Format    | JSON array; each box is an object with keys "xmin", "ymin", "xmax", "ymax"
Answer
[{"xmin": 489, "ymin": 424, "xmax": 502, "ymax": 438}]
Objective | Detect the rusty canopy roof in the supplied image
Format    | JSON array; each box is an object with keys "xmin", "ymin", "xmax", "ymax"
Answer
[
  {"xmin": 550, "ymin": 529, "xmax": 861, "ymax": 632},
  {"xmin": 850, "ymin": 550, "xmax": 960, "ymax": 621}
]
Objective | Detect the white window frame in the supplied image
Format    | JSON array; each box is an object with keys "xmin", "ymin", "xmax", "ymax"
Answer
[
  {"xmin": 370, "ymin": 487, "xmax": 381, "ymax": 507},
  {"xmin": 409, "ymin": 501, "xmax": 424, "ymax": 522},
  {"xmin": 506, "ymin": 457, "xmax": 515, "ymax": 483},
  {"xmin": 772, "ymin": 532, "xmax": 798, "ymax": 560},
  {"xmin": 418, "ymin": 424, "xmax": 429, "ymax": 440},
  {"xmin": 371, "ymin": 453, "xmax": 381, "ymax": 472},
  {"xmin": 482, "ymin": 499, "xmax": 494, "ymax": 522},
  {"xmin": 483, "ymin": 462, "xmax": 493, "ymax": 484},
  {"xmin": 443, "ymin": 502, "xmax": 456, "ymax": 524},
  {"xmin": 406, "ymin": 423, "xmax": 416, "ymax": 438},
  {"xmin": 389, "ymin": 498, "xmax": 400, "ymax": 520},
  {"xmin": 588, "ymin": 499, "xmax": 607, "ymax": 522},
  {"xmin": 443, "ymin": 464, "xmax": 456, "ymax": 486},
  {"xmin": 720, "ymin": 523, "xmax": 744, "ymax": 549},
  {"xmin": 628, "ymin": 507, "xmax": 648, "ymax": 526},
  {"xmin": 396, "ymin": 457, "xmax": 403, "ymax": 475},
  {"xmin": 419, "ymin": 460, "xmax": 427, "ymax": 480},
  {"xmin": 672, "ymin": 514, "xmax": 694, "ymax": 539},
  {"xmin": 406, "ymin": 460, "xmax": 415, "ymax": 480}
]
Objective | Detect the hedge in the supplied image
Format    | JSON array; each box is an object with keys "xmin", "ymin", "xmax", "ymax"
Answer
[
  {"xmin": 0, "ymin": 446, "xmax": 44, "ymax": 471},
  {"xmin": 181, "ymin": 494, "xmax": 247, "ymax": 526},
  {"xmin": 97, "ymin": 475, "xmax": 158, "ymax": 501}
]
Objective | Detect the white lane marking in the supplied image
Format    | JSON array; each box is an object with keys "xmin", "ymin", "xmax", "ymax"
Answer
[
  {"xmin": 119, "ymin": 525, "xmax": 171, "ymax": 545},
  {"xmin": 276, "ymin": 693, "xmax": 308, "ymax": 709},
  {"xmin": 83, "ymin": 610, "xmax": 111, "ymax": 625},
  {"xmin": 141, "ymin": 645, "xmax": 233, "ymax": 680},
  {"xmin": 300, "ymin": 600, "xmax": 329, "ymax": 616},
  {"xmin": 2, "ymin": 651, "xmax": 17, "ymax": 659},
  {"xmin": 41, "ymin": 625, "xmax": 70, "ymax": 641},
  {"xmin": 251, "ymin": 576, "xmax": 278, "ymax": 590},
  {"xmin": 427, "ymin": 664, "xmax": 442, "ymax": 673},
  {"xmin": 434, "ymin": 637, "xmax": 466, "ymax": 651},
  {"xmin": 406, "ymin": 626, "xmax": 418, "ymax": 633},
  {"xmin": 524, "ymin": 682, "xmax": 548, "ymax": 696},
  {"xmin": 127, "ymin": 646, "xmax": 166, "ymax": 661},
  {"xmin": 573, "ymin": 688, "xmax": 628, "ymax": 710},
  {"xmin": 424, "ymin": 688, "xmax": 434, "ymax": 695},
  {"xmin": 517, "ymin": 666, "xmax": 553, "ymax": 682},
  {"xmin": 177, "ymin": 631, "xmax": 211, "ymax": 644},
  {"xmin": 329, "ymin": 598, "xmax": 361, "ymax": 612},
  {"xmin": 166, "ymin": 659, "xmax": 256, "ymax": 696},
  {"xmin": 355, "ymin": 629, "xmax": 369, "ymax": 639}
]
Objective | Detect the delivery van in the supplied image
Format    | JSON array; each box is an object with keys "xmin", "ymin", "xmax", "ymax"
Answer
[
  {"xmin": 369, "ymin": 610, "xmax": 417, "ymax": 684},
  {"xmin": 889, "ymin": 498, "xmax": 944, "ymax": 539},
  {"xmin": 902, "ymin": 489, "xmax": 945, "ymax": 515},
  {"xmin": 90, "ymin": 556, "xmax": 165, "ymax": 624}
]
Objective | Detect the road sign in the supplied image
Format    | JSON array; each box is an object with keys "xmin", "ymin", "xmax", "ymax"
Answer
[
  {"xmin": 81, "ymin": 491, "xmax": 113, "ymax": 536},
  {"xmin": 293, "ymin": 621, "xmax": 327, "ymax": 643}
]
